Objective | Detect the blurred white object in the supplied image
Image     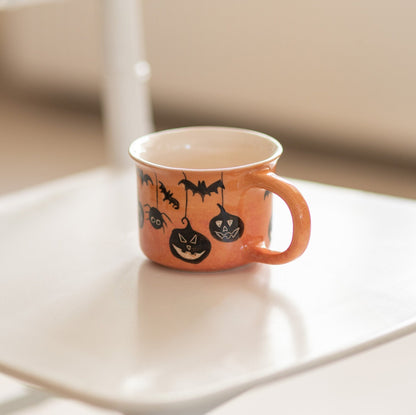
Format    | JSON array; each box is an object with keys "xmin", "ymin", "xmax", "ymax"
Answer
[
  {"xmin": 0, "ymin": 170, "xmax": 416, "ymax": 414},
  {"xmin": 0, "ymin": 374, "xmax": 116, "ymax": 415},
  {"xmin": 0, "ymin": 0, "xmax": 153, "ymax": 168},
  {"xmin": 101, "ymin": 0, "xmax": 153, "ymax": 167},
  {"xmin": 1, "ymin": 0, "xmax": 415, "ymax": 161},
  {"xmin": 212, "ymin": 330, "xmax": 416, "ymax": 415}
]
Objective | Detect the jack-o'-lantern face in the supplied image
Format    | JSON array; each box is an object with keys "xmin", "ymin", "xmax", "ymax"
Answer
[
  {"xmin": 209, "ymin": 204, "xmax": 244, "ymax": 242},
  {"xmin": 169, "ymin": 218, "xmax": 211, "ymax": 263}
]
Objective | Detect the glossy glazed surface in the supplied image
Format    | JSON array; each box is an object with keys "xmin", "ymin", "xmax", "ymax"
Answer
[
  {"xmin": 130, "ymin": 127, "xmax": 310, "ymax": 270},
  {"xmin": 135, "ymin": 165, "xmax": 275, "ymax": 271},
  {"xmin": 129, "ymin": 127, "xmax": 282, "ymax": 170},
  {"xmin": 0, "ymin": 168, "xmax": 415, "ymax": 415}
]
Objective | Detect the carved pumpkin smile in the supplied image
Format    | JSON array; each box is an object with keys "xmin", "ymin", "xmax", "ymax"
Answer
[
  {"xmin": 213, "ymin": 226, "xmax": 241, "ymax": 241},
  {"xmin": 209, "ymin": 204, "xmax": 244, "ymax": 242},
  {"xmin": 171, "ymin": 244, "xmax": 207, "ymax": 261},
  {"xmin": 169, "ymin": 218, "xmax": 211, "ymax": 264}
]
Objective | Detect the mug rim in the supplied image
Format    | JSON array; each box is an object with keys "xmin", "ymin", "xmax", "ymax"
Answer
[{"xmin": 128, "ymin": 126, "xmax": 283, "ymax": 172}]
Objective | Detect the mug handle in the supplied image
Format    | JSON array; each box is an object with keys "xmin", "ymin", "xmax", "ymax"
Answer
[{"xmin": 245, "ymin": 170, "xmax": 311, "ymax": 264}]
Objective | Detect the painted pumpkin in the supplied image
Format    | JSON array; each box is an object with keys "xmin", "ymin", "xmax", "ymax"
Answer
[
  {"xmin": 209, "ymin": 204, "xmax": 244, "ymax": 242},
  {"xmin": 169, "ymin": 218, "xmax": 211, "ymax": 263}
]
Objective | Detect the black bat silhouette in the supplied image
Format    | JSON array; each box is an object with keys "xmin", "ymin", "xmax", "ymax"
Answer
[
  {"xmin": 159, "ymin": 181, "xmax": 180, "ymax": 209},
  {"xmin": 138, "ymin": 168, "xmax": 153, "ymax": 186},
  {"xmin": 179, "ymin": 178, "xmax": 225, "ymax": 202}
]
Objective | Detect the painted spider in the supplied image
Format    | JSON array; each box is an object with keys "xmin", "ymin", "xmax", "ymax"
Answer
[{"xmin": 144, "ymin": 204, "xmax": 171, "ymax": 231}]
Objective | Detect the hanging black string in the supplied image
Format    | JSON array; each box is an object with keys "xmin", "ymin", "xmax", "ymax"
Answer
[
  {"xmin": 221, "ymin": 172, "xmax": 224, "ymax": 207},
  {"xmin": 183, "ymin": 172, "xmax": 188, "ymax": 219},
  {"xmin": 155, "ymin": 173, "xmax": 158, "ymax": 207}
]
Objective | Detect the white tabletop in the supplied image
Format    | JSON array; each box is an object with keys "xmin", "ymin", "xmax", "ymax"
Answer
[
  {"xmin": 0, "ymin": 168, "xmax": 415, "ymax": 415},
  {"xmin": 212, "ymin": 327, "xmax": 416, "ymax": 415}
]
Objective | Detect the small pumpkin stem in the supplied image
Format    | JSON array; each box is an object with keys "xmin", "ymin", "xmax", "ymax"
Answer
[{"xmin": 217, "ymin": 203, "xmax": 226, "ymax": 213}]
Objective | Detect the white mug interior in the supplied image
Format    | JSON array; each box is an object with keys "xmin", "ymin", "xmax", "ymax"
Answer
[{"xmin": 129, "ymin": 127, "xmax": 283, "ymax": 170}]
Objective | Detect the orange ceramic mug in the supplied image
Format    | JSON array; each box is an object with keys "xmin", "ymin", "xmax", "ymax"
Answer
[{"xmin": 129, "ymin": 127, "xmax": 311, "ymax": 271}]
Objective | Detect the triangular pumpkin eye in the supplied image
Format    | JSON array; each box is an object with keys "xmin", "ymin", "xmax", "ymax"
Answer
[
  {"xmin": 190, "ymin": 234, "xmax": 198, "ymax": 244},
  {"xmin": 178, "ymin": 233, "xmax": 187, "ymax": 243},
  {"xmin": 227, "ymin": 219, "xmax": 233, "ymax": 227},
  {"xmin": 216, "ymin": 220, "xmax": 222, "ymax": 228}
]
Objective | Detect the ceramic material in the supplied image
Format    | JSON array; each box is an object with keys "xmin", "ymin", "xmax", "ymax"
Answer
[
  {"xmin": 129, "ymin": 127, "xmax": 311, "ymax": 271},
  {"xmin": 1, "ymin": 169, "xmax": 416, "ymax": 415}
]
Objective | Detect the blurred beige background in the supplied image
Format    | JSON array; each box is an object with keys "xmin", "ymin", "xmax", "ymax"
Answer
[
  {"xmin": 0, "ymin": 0, "xmax": 415, "ymax": 197},
  {"xmin": 0, "ymin": 1, "xmax": 415, "ymax": 410}
]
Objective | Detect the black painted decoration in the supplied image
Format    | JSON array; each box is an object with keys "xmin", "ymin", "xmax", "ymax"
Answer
[
  {"xmin": 159, "ymin": 181, "xmax": 180, "ymax": 209},
  {"xmin": 178, "ymin": 178, "xmax": 224, "ymax": 202},
  {"xmin": 169, "ymin": 218, "xmax": 211, "ymax": 264},
  {"xmin": 143, "ymin": 174, "xmax": 172, "ymax": 232},
  {"xmin": 137, "ymin": 168, "xmax": 153, "ymax": 186},
  {"xmin": 209, "ymin": 204, "xmax": 244, "ymax": 242},
  {"xmin": 144, "ymin": 205, "xmax": 171, "ymax": 232}
]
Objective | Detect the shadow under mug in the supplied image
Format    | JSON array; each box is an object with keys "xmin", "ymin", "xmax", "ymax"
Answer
[{"xmin": 129, "ymin": 126, "xmax": 311, "ymax": 271}]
